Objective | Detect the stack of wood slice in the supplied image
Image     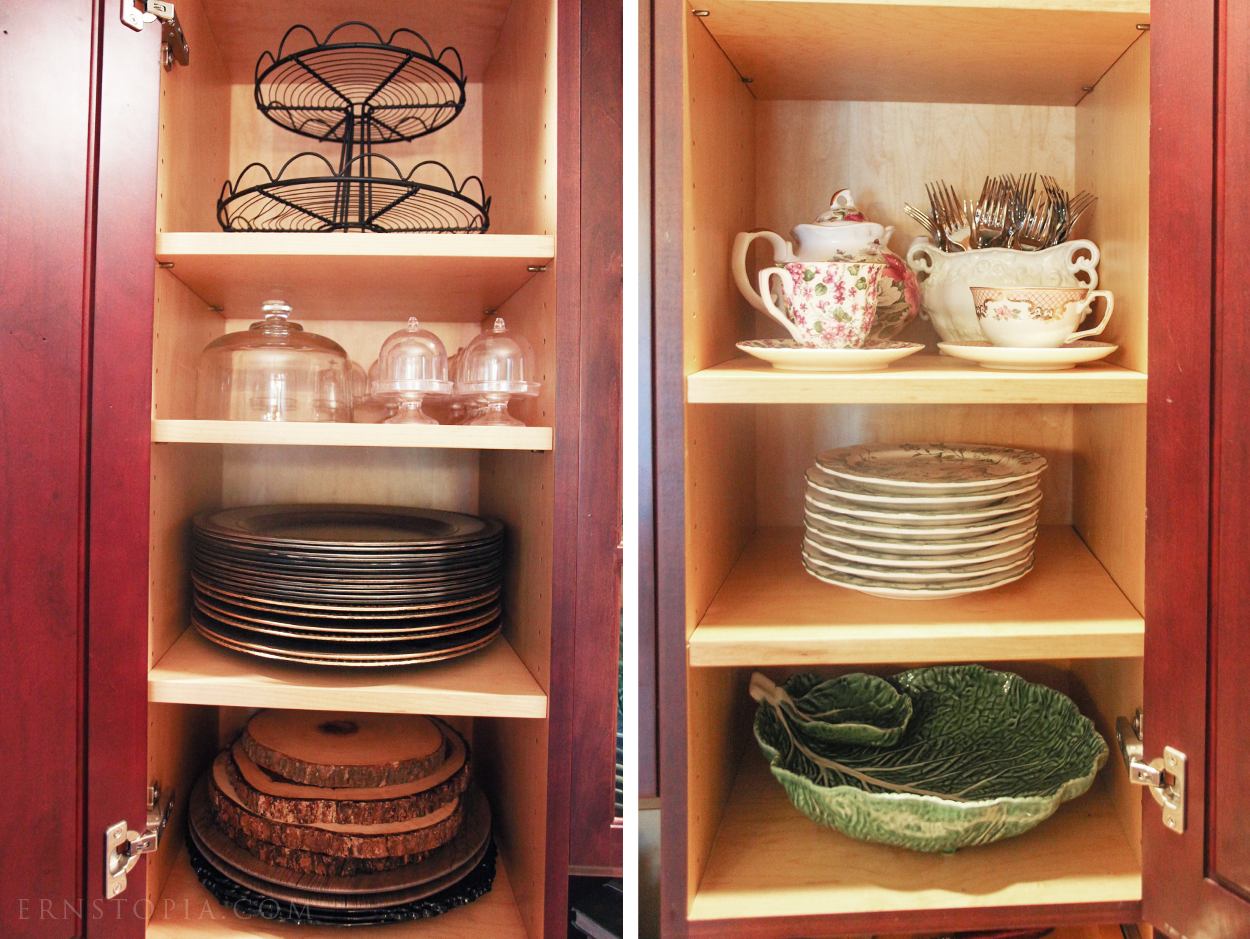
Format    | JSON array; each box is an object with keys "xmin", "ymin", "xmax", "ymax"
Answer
[{"xmin": 209, "ymin": 710, "xmax": 472, "ymax": 877}]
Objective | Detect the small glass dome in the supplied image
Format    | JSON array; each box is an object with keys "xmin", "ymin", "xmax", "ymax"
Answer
[
  {"xmin": 194, "ymin": 301, "xmax": 352, "ymax": 422},
  {"xmin": 372, "ymin": 318, "xmax": 453, "ymax": 424},
  {"xmin": 455, "ymin": 317, "xmax": 540, "ymax": 426}
]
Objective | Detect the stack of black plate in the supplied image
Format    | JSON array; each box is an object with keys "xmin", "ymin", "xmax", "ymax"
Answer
[{"xmin": 190, "ymin": 504, "xmax": 505, "ymax": 666}]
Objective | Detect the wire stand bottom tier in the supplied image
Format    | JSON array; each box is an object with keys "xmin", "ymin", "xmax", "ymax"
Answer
[{"xmin": 218, "ymin": 154, "xmax": 490, "ymax": 233}]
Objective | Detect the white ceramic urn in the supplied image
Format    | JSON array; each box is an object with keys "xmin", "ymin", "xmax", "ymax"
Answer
[{"xmin": 905, "ymin": 240, "xmax": 1101, "ymax": 343}]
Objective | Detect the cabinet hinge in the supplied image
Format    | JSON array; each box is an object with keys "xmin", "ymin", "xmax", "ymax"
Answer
[
  {"xmin": 120, "ymin": 0, "xmax": 190, "ymax": 71},
  {"xmin": 1117, "ymin": 709, "xmax": 1186, "ymax": 833},
  {"xmin": 104, "ymin": 781, "xmax": 175, "ymax": 899}
]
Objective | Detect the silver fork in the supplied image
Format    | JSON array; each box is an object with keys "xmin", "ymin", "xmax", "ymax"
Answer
[
  {"xmin": 904, "ymin": 202, "xmax": 941, "ymax": 243},
  {"xmin": 975, "ymin": 177, "xmax": 1010, "ymax": 248}
]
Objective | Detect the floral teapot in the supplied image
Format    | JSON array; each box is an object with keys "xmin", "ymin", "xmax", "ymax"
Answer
[{"xmin": 732, "ymin": 189, "xmax": 920, "ymax": 340}]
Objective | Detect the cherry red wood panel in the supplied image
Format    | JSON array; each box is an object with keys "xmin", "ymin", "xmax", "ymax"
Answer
[
  {"xmin": 651, "ymin": 0, "xmax": 688, "ymax": 932},
  {"xmin": 1207, "ymin": 0, "xmax": 1250, "ymax": 929},
  {"xmin": 569, "ymin": 0, "xmax": 625, "ymax": 875},
  {"xmin": 83, "ymin": 9, "xmax": 162, "ymax": 939},
  {"xmin": 0, "ymin": 2, "xmax": 97, "ymax": 936},
  {"xmin": 1142, "ymin": 0, "xmax": 1250, "ymax": 936},
  {"xmin": 548, "ymin": 0, "xmax": 583, "ymax": 928}
]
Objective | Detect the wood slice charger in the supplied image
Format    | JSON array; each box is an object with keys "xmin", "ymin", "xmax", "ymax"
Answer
[
  {"xmin": 190, "ymin": 774, "xmax": 494, "ymax": 892},
  {"xmin": 242, "ymin": 710, "xmax": 446, "ymax": 787},
  {"xmin": 225, "ymin": 728, "xmax": 470, "ymax": 826},
  {"xmin": 209, "ymin": 753, "xmax": 466, "ymax": 860}
]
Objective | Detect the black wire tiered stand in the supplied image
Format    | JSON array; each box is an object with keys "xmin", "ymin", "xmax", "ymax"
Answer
[{"xmin": 218, "ymin": 23, "xmax": 490, "ymax": 233}]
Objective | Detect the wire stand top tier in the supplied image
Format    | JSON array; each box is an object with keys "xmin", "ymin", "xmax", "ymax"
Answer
[
  {"xmin": 255, "ymin": 23, "xmax": 468, "ymax": 144},
  {"xmin": 219, "ymin": 22, "xmax": 490, "ymax": 234}
]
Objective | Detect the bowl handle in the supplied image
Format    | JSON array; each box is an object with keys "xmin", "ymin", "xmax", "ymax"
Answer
[{"xmin": 1062, "ymin": 239, "xmax": 1101, "ymax": 289}]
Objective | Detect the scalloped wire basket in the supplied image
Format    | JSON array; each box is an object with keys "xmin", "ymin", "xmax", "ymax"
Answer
[
  {"xmin": 255, "ymin": 22, "xmax": 467, "ymax": 144},
  {"xmin": 218, "ymin": 153, "xmax": 490, "ymax": 233},
  {"xmin": 220, "ymin": 22, "xmax": 489, "ymax": 234}
]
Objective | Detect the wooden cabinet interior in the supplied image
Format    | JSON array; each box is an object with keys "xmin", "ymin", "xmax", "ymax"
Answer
[
  {"xmin": 141, "ymin": 0, "xmax": 562, "ymax": 936},
  {"xmin": 670, "ymin": 1, "xmax": 1150, "ymax": 933}
]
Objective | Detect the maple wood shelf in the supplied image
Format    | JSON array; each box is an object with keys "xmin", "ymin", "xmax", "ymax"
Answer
[
  {"xmin": 148, "ymin": 629, "xmax": 548, "ymax": 718},
  {"xmin": 689, "ymin": 0, "xmax": 1149, "ymax": 105},
  {"xmin": 685, "ymin": 356, "xmax": 1147, "ymax": 404},
  {"xmin": 154, "ymin": 232, "xmax": 555, "ymax": 322},
  {"xmin": 688, "ymin": 526, "xmax": 1144, "ymax": 666},
  {"xmin": 687, "ymin": 752, "xmax": 1141, "ymax": 924},
  {"xmin": 152, "ymin": 419, "xmax": 553, "ymax": 450},
  {"xmin": 146, "ymin": 845, "xmax": 529, "ymax": 939}
]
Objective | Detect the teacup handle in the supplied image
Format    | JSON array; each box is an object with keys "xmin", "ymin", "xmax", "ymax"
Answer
[
  {"xmin": 1068, "ymin": 290, "xmax": 1114, "ymax": 342},
  {"xmin": 758, "ymin": 268, "xmax": 806, "ymax": 342},
  {"xmin": 733, "ymin": 231, "xmax": 791, "ymax": 314}
]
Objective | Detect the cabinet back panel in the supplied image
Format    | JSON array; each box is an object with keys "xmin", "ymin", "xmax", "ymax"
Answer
[
  {"xmin": 482, "ymin": 0, "xmax": 559, "ymax": 236},
  {"xmin": 226, "ymin": 84, "xmax": 485, "ymax": 204},
  {"xmin": 755, "ymin": 100, "xmax": 1075, "ymax": 327}
]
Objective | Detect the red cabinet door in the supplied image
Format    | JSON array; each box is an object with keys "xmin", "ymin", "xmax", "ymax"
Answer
[
  {"xmin": 1145, "ymin": 1, "xmax": 1250, "ymax": 935},
  {"xmin": 1, "ymin": 3, "xmax": 159, "ymax": 938}
]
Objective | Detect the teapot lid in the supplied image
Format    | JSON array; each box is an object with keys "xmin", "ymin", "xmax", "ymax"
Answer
[{"xmin": 814, "ymin": 188, "xmax": 868, "ymax": 226}]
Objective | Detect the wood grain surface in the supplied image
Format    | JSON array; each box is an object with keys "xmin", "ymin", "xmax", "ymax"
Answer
[
  {"xmin": 690, "ymin": 526, "xmax": 1143, "ymax": 665},
  {"xmin": 0, "ymin": 1, "xmax": 96, "ymax": 933},
  {"xmin": 569, "ymin": 0, "xmax": 626, "ymax": 874},
  {"xmin": 691, "ymin": 2, "xmax": 1146, "ymax": 105},
  {"xmin": 689, "ymin": 754, "xmax": 1140, "ymax": 925},
  {"xmin": 85, "ymin": 10, "xmax": 164, "ymax": 937},
  {"xmin": 687, "ymin": 356, "xmax": 1146, "ymax": 404},
  {"xmin": 149, "ymin": 628, "xmax": 548, "ymax": 717}
]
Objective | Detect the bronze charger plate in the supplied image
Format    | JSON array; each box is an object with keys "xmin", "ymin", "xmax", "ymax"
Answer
[
  {"xmin": 194, "ymin": 592, "xmax": 503, "ymax": 635},
  {"xmin": 192, "ymin": 574, "xmax": 502, "ymax": 613},
  {"xmin": 193, "ymin": 598, "xmax": 501, "ymax": 643},
  {"xmin": 193, "ymin": 505, "xmax": 503, "ymax": 550},
  {"xmin": 192, "ymin": 611, "xmax": 502, "ymax": 666},
  {"xmin": 192, "ymin": 581, "xmax": 502, "ymax": 620}
]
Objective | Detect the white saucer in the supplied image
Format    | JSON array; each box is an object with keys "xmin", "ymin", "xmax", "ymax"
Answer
[
  {"xmin": 737, "ymin": 340, "xmax": 924, "ymax": 372},
  {"xmin": 937, "ymin": 340, "xmax": 1118, "ymax": 371}
]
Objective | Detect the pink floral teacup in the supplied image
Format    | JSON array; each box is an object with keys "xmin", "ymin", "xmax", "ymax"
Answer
[
  {"xmin": 758, "ymin": 261, "xmax": 884, "ymax": 348},
  {"xmin": 970, "ymin": 285, "xmax": 1114, "ymax": 348}
]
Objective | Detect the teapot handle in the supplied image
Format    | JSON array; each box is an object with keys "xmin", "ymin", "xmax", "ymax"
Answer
[{"xmin": 733, "ymin": 231, "xmax": 791, "ymax": 314}]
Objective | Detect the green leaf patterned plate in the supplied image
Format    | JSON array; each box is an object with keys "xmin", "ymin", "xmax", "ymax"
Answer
[{"xmin": 751, "ymin": 667, "xmax": 1107, "ymax": 853}]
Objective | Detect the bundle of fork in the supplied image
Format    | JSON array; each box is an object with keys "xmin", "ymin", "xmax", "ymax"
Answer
[{"xmin": 904, "ymin": 174, "xmax": 1096, "ymax": 252}]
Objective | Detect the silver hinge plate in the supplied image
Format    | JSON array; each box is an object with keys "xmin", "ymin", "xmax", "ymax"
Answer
[
  {"xmin": 1117, "ymin": 711, "xmax": 1186, "ymax": 833},
  {"xmin": 105, "ymin": 782, "xmax": 175, "ymax": 899},
  {"xmin": 121, "ymin": 0, "xmax": 190, "ymax": 70}
]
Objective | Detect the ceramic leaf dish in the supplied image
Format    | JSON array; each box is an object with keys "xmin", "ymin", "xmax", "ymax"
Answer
[{"xmin": 750, "ymin": 666, "xmax": 1108, "ymax": 853}]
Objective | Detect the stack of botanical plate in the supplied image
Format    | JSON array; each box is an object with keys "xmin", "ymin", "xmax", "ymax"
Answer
[
  {"xmin": 802, "ymin": 443, "xmax": 1046, "ymax": 599},
  {"xmin": 189, "ymin": 710, "xmax": 496, "ymax": 925},
  {"xmin": 190, "ymin": 504, "xmax": 505, "ymax": 666}
]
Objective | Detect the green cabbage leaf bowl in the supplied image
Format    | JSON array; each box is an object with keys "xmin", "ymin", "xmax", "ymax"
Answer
[{"xmin": 750, "ymin": 665, "xmax": 1108, "ymax": 853}]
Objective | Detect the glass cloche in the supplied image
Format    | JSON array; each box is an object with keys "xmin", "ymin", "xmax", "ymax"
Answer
[
  {"xmin": 455, "ymin": 317, "xmax": 541, "ymax": 426},
  {"xmin": 372, "ymin": 318, "xmax": 453, "ymax": 425},
  {"xmin": 194, "ymin": 301, "xmax": 352, "ymax": 422}
]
